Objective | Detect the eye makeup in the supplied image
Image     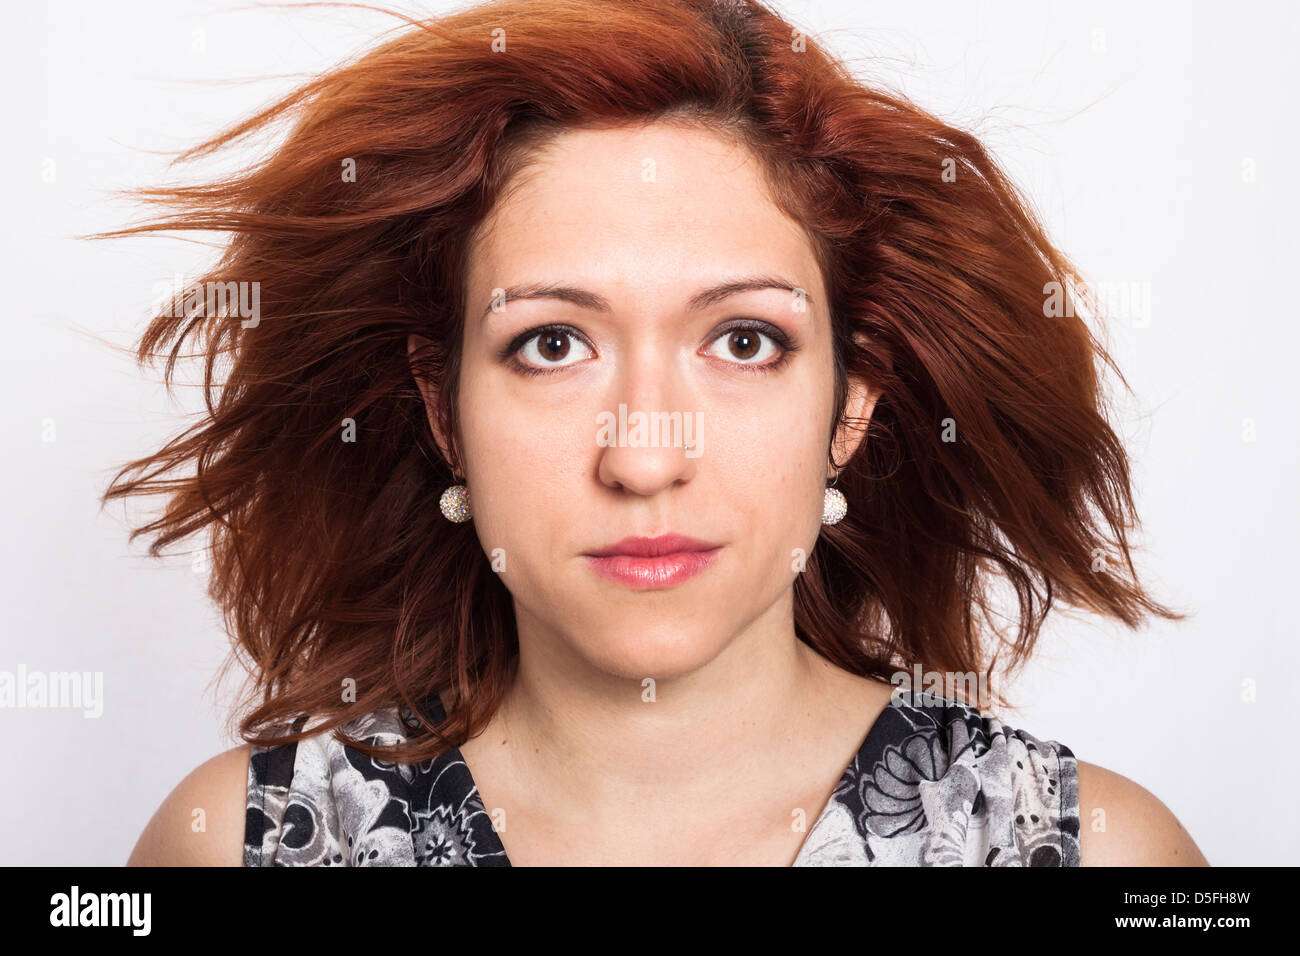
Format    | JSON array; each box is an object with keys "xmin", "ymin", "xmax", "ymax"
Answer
[{"xmin": 498, "ymin": 318, "xmax": 801, "ymax": 378}]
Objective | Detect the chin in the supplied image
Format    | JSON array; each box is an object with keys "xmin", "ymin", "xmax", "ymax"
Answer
[{"xmin": 573, "ymin": 620, "xmax": 730, "ymax": 684}]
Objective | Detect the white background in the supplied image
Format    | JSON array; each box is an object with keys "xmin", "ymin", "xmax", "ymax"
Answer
[{"xmin": 1, "ymin": 0, "xmax": 1295, "ymax": 866}]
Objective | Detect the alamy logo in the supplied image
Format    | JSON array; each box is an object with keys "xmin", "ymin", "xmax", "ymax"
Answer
[
  {"xmin": 0, "ymin": 665, "xmax": 102, "ymax": 718},
  {"xmin": 151, "ymin": 275, "xmax": 262, "ymax": 328},
  {"xmin": 595, "ymin": 403, "xmax": 702, "ymax": 458},
  {"xmin": 49, "ymin": 886, "xmax": 151, "ymax": 936},
  {"xmin": 890, "ymin": 664, "xmax": 991, "ymax": 710}
]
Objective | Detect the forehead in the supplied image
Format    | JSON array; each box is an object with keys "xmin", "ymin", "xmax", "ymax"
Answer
[{"xmin": 466, "ymin": 120, "xmax": 823, "ymax": 297}]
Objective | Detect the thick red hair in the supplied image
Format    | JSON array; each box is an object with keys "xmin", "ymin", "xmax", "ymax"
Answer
[{"xmin": 98, "ymin": 0, "xmax": 1183, "ymax": 761}]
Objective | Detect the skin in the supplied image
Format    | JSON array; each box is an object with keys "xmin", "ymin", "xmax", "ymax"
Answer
[{"xmin": 128, "ymin": 120, "xmax": 1208, "ymax": 867}]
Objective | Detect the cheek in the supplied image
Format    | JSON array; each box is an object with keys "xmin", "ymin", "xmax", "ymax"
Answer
[
  {"xmin": 706, "ymin": 392, "xmax": 831, "ymax": 562},
  {"xmin": 454, "ymin": 374, "xmax": 588, "ymax": 571}
]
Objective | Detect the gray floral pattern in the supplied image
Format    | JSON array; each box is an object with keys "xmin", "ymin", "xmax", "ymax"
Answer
[
  {"xmin": 793, "ymin": 690, "xmax": 1080, "ymax": 866},
  {"xmin": 245, "ymin": 688, "xmax": 1080, "ymax": 866},
  {"xmin": 244, "ymin": 703, "xmax": 508, "ymax": 867}
]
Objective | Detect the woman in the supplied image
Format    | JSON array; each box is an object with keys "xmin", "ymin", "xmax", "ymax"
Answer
[{"xmin": 113, "ymin": 0, "xmax": 1206, "ymax": 866}]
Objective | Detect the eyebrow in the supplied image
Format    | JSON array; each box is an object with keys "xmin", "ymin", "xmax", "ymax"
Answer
[{"xmin": 479, "ymin": 275, "xmax": 812, "ymax": 322}]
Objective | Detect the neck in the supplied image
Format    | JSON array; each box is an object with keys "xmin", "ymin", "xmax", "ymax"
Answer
[{"xmin": 477, "ymin": 589, "xmax": 855, "ymax": 829}]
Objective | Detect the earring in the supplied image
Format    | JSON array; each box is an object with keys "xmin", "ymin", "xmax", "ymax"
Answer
[
  {"xmin": 822, "ymin": 461, "xmax": 847, "ymax": 525},
  {"xmin": 822, "ymin": 486, "xmax": 847, "ymax": 525},
  {"xmin": 439, "ymin": 484, "xmax": 472, "ymax": 523}
]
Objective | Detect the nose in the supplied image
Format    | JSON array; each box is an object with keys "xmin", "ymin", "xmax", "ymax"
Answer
[{"xmin": 595, "ymin": 359, "xmax": 698, "ymax": 496}]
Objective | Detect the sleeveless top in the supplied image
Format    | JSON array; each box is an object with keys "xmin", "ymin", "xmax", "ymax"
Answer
[{"xmin": 244, "ymin": 687, "xmax": 1081, "ymax": 866}]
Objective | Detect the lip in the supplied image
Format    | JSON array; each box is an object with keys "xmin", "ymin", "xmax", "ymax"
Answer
[
  {"xmin": 582, "ymin": 534, "xmax": 722, "ymax": 589},
  {"xmin": 584, "ymin": 534, "xmax": 720, "ymax": 558}
]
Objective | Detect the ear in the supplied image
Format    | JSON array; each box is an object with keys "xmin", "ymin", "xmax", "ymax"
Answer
[
  {"xmin": 407, "ymin": 333, "xmax": 456, "ymax": 472},
  {"xmin": 829, "ymin": 371, "xmax": 880, "ymax": 480}
]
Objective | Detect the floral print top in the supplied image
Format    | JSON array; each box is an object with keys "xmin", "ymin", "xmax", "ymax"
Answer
[{"xmin": 244, "ymin": 687, "xmax": 1081, "ymax": 866}]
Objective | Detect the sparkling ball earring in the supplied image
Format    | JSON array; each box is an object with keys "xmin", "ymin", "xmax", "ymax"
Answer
[
  {"xmin": 822, "ymin": 463, "xmax": 847, "ymax": 525},
  {"xmin": 822, "ymin": 486, "xmax": 848, "ymax": 525},
  {"xmin": 439, "ymin": 484, "xmax": 472, "ymax": 523}
]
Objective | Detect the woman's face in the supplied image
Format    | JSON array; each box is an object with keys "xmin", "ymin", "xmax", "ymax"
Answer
[{"xmin": 415, "ymin": 119, "xmax": 874, "ymax": 681}]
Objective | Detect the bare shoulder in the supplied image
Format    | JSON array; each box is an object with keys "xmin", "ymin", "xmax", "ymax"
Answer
[
  {"xmin": 127, "ymin": 743, "xmax": 252, "ymax": 867},
  {"xmin": 1076, "ymin": 760, "xmax": 1209, "ymax": 866}
]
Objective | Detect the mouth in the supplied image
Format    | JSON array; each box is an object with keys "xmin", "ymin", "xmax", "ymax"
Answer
[{"xmin": 582, "ymin": 534, "xmax": 722, "ymax": 590}]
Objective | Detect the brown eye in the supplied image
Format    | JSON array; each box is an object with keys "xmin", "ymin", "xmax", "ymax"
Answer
[
  {"xmin": 538, "ymin": 331, "xmax": 570, "ymax": 362},
  {"xmin": 705, "ymin": 325, "xmax": 781, "ymax": 365},
  {"xmin": 726, "ymin": 330, "xmax": 760, "ymax": 360},
  {"xmin": 516, "ymin": 327, "xmax": 594, "ymax": 370}
]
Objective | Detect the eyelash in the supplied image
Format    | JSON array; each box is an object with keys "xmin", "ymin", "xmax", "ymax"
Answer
[{"xmin": 499, "ymin": 319, "xmax": 800, "ymax": 378}]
